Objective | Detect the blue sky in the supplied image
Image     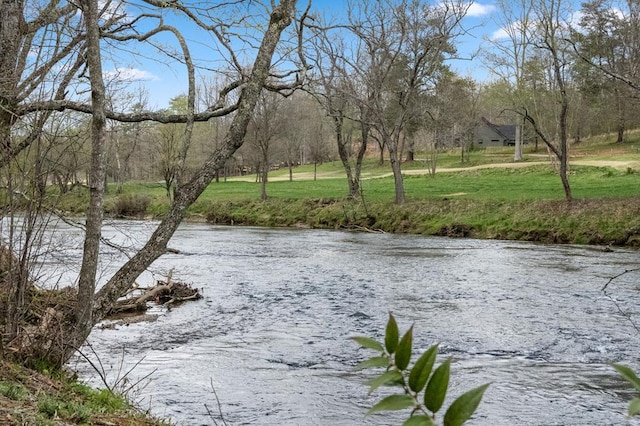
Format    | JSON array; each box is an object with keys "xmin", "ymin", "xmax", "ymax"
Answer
[{"xmin": 101, "ymin": 1, "xmax": 506, "ymax": 110}]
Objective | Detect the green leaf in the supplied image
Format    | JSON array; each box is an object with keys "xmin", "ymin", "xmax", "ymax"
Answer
[
  {"xmin": 612, "ymin": 363, "xmax": 640, "ymax": 392},
  {"xmin": 352, "ymin": 336, "xmax": 384, "ymax": 353},
  {"xmin": 395, "ymin": 326, "xmax": 413, "ymax": 371},
  {"xmin": 355, "ymin": 356, "xmax": 389, "ymax": 370},
  {"xmin": 443, "ymin": 383, "xmax": 490, "ymax": 426},
  {"xmin": 403, "ymin": 415, "xmax": 437, "ymax": 426},
  {"xmin": 385, "ymin": 312, "xmax": 400, "ymax": 354},
  {"xmin": 368, "ymin": 370, "xmax": 404, "ymax": 394},
  {"xmin": 367, "ymin": 394, "xmax": 415, "ymax": 414},
  {"xmin": 424, "ymin": 358, "xmax": 451, "ymax": 413},
  {"xmin": 629, "ymin": 397, "xmax": 640, "ymax": 416},
  {"xmin": 409, "ymin": 344, "xmax": 439, "ymax": 393}
]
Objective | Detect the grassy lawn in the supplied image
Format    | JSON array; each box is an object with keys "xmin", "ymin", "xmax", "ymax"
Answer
[{"xmin": 185, "ymin": 164, "xmax": 640, "ymax": 204}]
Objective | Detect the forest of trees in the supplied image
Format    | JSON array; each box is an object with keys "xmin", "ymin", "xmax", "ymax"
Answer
[{"xmin": 1, "ymin": 0, "xmax": 640, "ymax": 365}]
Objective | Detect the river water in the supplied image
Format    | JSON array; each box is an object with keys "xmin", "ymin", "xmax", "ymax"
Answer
[{"xmin": 53, "ymin": 221, "xmax": 640, "ymax": 425}]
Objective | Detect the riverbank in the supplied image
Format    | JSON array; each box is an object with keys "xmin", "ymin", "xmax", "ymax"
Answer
[
  {"xmin": 0, "ymin": 359, "xmax": 166, "ymax": 425},
  {"xmin": 200, "ymin": 195, "xmax": 640, "ymax": 247},
  {"xmin": 54, "ymin": 162, "xmax": 640, "ymax": 247}
]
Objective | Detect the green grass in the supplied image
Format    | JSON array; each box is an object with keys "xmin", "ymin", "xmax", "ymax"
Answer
[
  {"xmin": 86, "ymin": 163, "xmax": 640, "ymax": 225},
  {"xmin": 0, "ymin": 381, "xmax": 28, "ymax": 401},
  {"xmin": 192, "ymin": 164, "xmax": 640, "ymax": 204}
]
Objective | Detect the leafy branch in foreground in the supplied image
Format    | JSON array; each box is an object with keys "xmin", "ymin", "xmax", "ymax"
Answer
[
  {"xmin": 612, "ymin": 363, "xmax": 640, "ymax": 417},
  {"xmin": 352, "ymin": 313, "xmax": 489, "ymax": 426}
]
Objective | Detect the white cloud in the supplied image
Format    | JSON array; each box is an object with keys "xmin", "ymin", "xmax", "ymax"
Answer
[
  {"xmin": 490, "ymin": 27, "xmax": 509, "ymax": 40},
  {"xmin": 466, "ymin": 2, "xmax": 497, "ymax": 18},
  {"xmin": 569, "ymin": 10, "xmax": 584, "ymax": 28},
  {"xmin": 104, "ymin": 67, "xmax": 159, "ymax": 82},
  {"xmin": 98, "ymin": 0, "xmax": 132, "ymax": 22},
  {"xmin": 490, "ymin": 20, "xmax": 526, "ymax": 41},
  {"xmin": 435, "ymin": 1, "xmax": 495, "ymax": 17}
]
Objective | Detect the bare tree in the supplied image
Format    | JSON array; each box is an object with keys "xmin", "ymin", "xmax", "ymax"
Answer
[
  {"xmin": 108, "ymin": 91, "xmax": 150, "ymax": 193},
  {"xmin": 574, "ymin": 0, "xmax": 640, "ymax": 143},
  {"xmin": 0, "ymin": 0, "xmax": 85, "ymax": 169},
  {"xmin": 484, "ymin": 0, "xmax": 536, "ymax": 161},
  {"xmin": 526, "ymin": 0, "xmax": 573, "ymax": 201},
  {"xmin": 72, "ymin": 0, "xmax": 306, "ymax": 363},
  {"xmin": 247, "ymin": 90, "xmax": 286, "ymax": 200},
  {"xmin": 337, "ymin": 0, "xmax": 470, "ymax": 204},
  {"xmin": 280, "ymin": 93, "xmax": 314, "ymax": 182},
  {"xmin": 308, "ymin": 29, "xmax": 367, "ymax": 198},
  {"xmin": 2, "ymin": 0, "xmax": 307, "ymax": 365}
]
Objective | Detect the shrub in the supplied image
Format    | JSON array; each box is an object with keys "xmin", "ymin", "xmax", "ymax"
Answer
[
  {"xmin": 108, "ymin": 194, "xmax": 150, "ymax": 217},
  {"xmin": 353, "ymin": 313, "xmax": 489, "ymax": 425}
]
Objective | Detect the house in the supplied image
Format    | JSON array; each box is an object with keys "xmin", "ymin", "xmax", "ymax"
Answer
[{"xmin": 474, "ymin": 117, "xmax": 517, "ymax": 147}]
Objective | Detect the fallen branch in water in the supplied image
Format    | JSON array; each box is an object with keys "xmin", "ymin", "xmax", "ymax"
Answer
[{"xmin": 106, "ymin": 271, "xmax": 201, "ymax": 316}]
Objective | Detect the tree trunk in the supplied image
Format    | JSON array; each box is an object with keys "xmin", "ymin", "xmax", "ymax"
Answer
[
  {"xmin": 388, "ymin": 140, "xmax": 405, "ymax": 204},
  {"xmin": 0, "ymin": 0, "xmax": 23, "ymax": 126},
  {"xmin": 559, "ymin": 102, "xmax": 572, "ymax": 201},
  {"xmin": 334, "ymin": 116, "xmax": 358, "ymax": 198},
  {"xmin": 514, "ymin": 123, "xmax": 523, "ymax": 161},
  {"xmin": 74, "ymin": 0, "xmax": 108, "ymax": 348},
  {"xmin": 617, "ymin": 119, "xmax": 625, "ymax": 144},
  {"xmin": 352, "ymin": 120, "xmax": 369, "ymax": 198},
  {"xmin": 406, "ymin": 148, "xmax": 414, "ymax": 162},
  {"xmin": 0, "ymin": 0, "xmax": 23, "ymax": 180},
  {"xmin": 260, "ymin": 156, "xmax": 268, "ymax": 201},
  {"xmin": 616, "ymin": 86, "xmax": 625, "ymax": 144}
]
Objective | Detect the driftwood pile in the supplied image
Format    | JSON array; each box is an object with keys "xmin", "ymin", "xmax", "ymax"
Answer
[{"xmin": 107, "ymin": 272, "xmax": 201, "ymax": 316}]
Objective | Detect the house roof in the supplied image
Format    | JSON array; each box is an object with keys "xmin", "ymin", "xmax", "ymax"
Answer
[{"xmin": 480, "ymin": 117, "xmax": 516, "ymax": 140}]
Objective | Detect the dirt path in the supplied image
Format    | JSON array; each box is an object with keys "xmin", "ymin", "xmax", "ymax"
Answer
[{"xmin": 227, "ymin": 159, "xmax": 640, "ymax": 182}]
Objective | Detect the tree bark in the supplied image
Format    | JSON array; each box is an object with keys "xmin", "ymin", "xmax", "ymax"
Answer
[
  {"xmin": 353, "ymin": 115, "xmax": 370, "ymax": 198},
  {"xmin": 389, "ymin": 146, "xmax": 405, "ymax": 204},
  {"xmin": 0, "ymin": 0, "xmax": 24, "ymax": 156},
  {"xmin": 333, "ymin": 115, "xmax": 357, "ymax": 198},
  {"xmin": 558, "ymin": 93, "xmax": 572, "ymax": 201},
  {"xmin": 260, "ymin": 155, "xmax": 269, "ymax": 201},
  {"xmin": 75, "ymin": 0, "xmax": 108, "ymax": 347},
  {"xmin": 514, "ymin": 123, "xmax": 523, "ymax": 161},
  {"xmin": 615, "ymin": 86, "xmax": 625, "ymax": 144}
]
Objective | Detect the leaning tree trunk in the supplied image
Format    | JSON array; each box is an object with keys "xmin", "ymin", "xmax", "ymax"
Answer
[
  {"xmin": 13, "ymin": 0, "xmax": 298, "ymax": 366},
  {"xmin": 73, "ymin": 0, "xmax": 299, "ymax": 362},
  {"xmin": 555, "ymin": 49, "xmax": 572, "ymax": 202}
]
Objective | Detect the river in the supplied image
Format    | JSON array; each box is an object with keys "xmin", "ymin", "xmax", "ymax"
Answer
[{"xmin": 51, "ymin": 220, "xmax": 640, "ymax": 425}]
